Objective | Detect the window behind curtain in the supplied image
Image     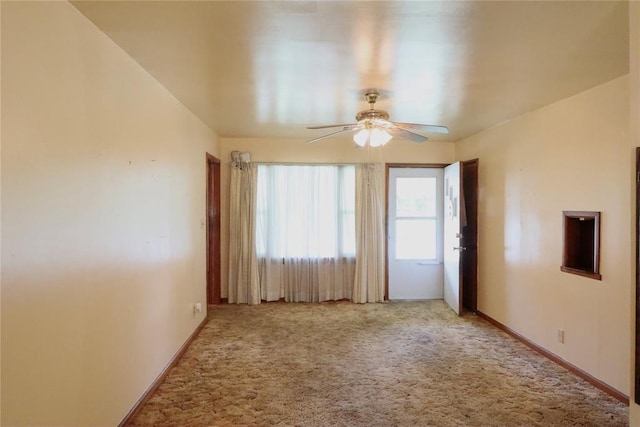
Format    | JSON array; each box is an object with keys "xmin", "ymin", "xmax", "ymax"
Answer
[{"xmin": 256, "ymin": 165, "xmax": 355, "ymax": 259}]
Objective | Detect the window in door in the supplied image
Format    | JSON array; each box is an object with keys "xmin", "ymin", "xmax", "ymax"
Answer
[{"xmin": 394, "ymin": 176, "xmax": 440, "ymax": 261}]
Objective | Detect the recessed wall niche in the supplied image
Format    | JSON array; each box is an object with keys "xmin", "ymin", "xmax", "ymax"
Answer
[{"xmin": 561, "ymin": 211, "xmax": 601, "ymax": 280}]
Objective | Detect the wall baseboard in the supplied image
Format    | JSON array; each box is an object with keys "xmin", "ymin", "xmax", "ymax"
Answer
[
  {"xmin": 119, "ymin": 316, "xmax": 209, "ymax": 426},
  {"xmin": 475, "ymin": 311, "xmax": 628, "ymax": 405}
]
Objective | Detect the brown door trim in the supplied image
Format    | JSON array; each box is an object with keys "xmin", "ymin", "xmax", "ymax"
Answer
[
  {"xmin": 635, "ymin": 147, "xmax": 640, "ymax": 403},
  {"xmin": 206, "ymin": 153, "xmax": 222, "ymax": 305}
]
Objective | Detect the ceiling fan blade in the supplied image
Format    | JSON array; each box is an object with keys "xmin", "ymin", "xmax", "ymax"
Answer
[
  {"xmin": 388, "ymin": 127, "xmax": 428, "ymax": 143},
  {"xmin": 306, "ymin": 126, "xmax": 362, "ymax": 144},
  {"xmin": 307, "ymin": 123, "xmax": 357, "ymax": 130},
  {"xmin": 392, "ymin": 122, "xmax": 449, "ymax": 134}
]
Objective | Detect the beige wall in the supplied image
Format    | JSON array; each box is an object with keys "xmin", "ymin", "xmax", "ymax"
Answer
[
  {"xmin": 630, "ymin": 1, "xmax": 639, "ymax": 425},
  {"xmin": 1, "ymin": 2, "xmax": 218, "ymax": 425},
  {"xmin": 219, "ymin": 137, "xmax": 456, "ymax": 298},
  {"xmin": 456, "ymin": 75, "xmax": 630, "ymax": 395}
]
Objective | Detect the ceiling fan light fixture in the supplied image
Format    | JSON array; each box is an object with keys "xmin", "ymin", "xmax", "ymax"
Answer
[
  {"xmin": 353, "ymin": 128, "xmax": 369, "ymax": 147},
  {"xmin": 308, "ymin": 89, "xmax": 448, "ymax": 145},
  {"xmin": 370, "ymin": 128, "xmax": 392, "ymax": 147},
  {"xmin": 353, "ymin": 126, "xmax": 392, "ymax": 147}
]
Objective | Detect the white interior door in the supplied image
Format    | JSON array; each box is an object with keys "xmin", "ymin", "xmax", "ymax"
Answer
[
  {"xmin": 443, "ymin": 162, "xmax": 462, "ymax": 314},
  {"xmin": 388, "ymin": 167, "xmax": 443, "ymax": 300}
]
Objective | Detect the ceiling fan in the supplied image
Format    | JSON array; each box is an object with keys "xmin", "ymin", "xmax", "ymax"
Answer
[{"xmin": 306, "ymin": 90, "xmax": 449, "ymax": 146}]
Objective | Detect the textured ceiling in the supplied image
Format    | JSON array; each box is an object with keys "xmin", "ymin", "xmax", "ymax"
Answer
[{"xmin": 71, "ymin": 1, "xmax": 629, "ymax": 142}]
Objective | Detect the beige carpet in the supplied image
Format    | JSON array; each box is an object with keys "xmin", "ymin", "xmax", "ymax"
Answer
[{"xmin": 129, "ymin": 300, "xmax": 628, "ymax": 426}]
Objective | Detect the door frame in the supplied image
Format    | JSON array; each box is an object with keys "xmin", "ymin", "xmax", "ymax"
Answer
[
  {"xmin": 384, "ymin": 161, "xmax": 479, "ymax": 311},
  {"xmin": 206, "ymin": 153, "xmax": 222, "ymax": 305},
  {"xmin": 635, "ymin": 147, "xmax": 640, "ymax": 403},
  {"xmin": 385, "ymin": 163, "xmax": 448, "ymax": 300},
  {"xmin": 461, "ymin": 159, "xmax": 479, "ymax": 313}
]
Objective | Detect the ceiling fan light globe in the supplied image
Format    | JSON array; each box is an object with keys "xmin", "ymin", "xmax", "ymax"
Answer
[
  {"xmin": 353, "ymin": 129, "xmax": 369, "ymax": 147},
  {"xmin": 370, "ymin": 128, "xmax": 392, "ymax": 147}
]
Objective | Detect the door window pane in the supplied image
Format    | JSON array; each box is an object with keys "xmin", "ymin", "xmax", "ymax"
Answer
[
  {"xmin": 396, "ymin": 219, "xmax": 437, "ymax": 259},
  {"xmin": 396, "ymin": 177, "xmax": 436, "ymax": 217}
]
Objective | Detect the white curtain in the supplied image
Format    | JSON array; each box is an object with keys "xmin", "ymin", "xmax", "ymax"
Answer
[
  {"xmin": 258, "ymin": 258, "xmax": 355, "ymax": 302},
  {"xmin": 353, "ymin": 163, "xmax": 385, "ymax": 303},
  {"xmin": 256, "ymin": 165, "xmax": 356, "ymax": 302},
  {"xmin": 228, "ymin": 160, "xmax": 261, "ymax": 304}
]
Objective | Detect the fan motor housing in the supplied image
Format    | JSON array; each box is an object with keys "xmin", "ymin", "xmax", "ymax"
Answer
[{"xmin": 355, "ymin": 109, "xmax": 389, "ymax": 122}]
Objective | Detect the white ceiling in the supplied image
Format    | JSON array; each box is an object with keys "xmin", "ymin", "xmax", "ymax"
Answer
[{"xmin": 71, "ymin": 1, "xmax": 629, "ymax": 142}]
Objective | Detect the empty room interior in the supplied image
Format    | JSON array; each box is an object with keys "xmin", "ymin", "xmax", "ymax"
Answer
[{"xmin": 2, "ymin": 1, "xmax": 640, "ymax": 425}]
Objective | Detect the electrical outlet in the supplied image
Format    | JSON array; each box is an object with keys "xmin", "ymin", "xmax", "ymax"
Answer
[
  {"xmin": 557, "ymin": 329, "xmax": 565, "ymax": 344},
  {"xmin": 193, "ymin": 303, "xmax": 202, "ymax": 315}
]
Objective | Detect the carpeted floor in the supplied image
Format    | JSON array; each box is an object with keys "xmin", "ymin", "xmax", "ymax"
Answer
[{"xmin": 129, "ymin": 300, "xmax": 628, "ymax": 426}]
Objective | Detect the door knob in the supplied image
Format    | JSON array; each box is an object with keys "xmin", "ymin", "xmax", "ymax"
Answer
[{"xmin": 453, "ymin": 246, "xmax": 466, "ymax": 251}]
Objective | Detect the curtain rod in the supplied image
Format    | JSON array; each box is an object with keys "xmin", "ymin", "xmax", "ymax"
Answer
[{"xmin": 253, "ymin": 161, "xmax": 374, "ymax": 166}]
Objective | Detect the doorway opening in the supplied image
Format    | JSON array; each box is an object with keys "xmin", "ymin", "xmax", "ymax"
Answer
[
  {"xmin": 387, "ymin": 166, "xmax": 444, "ymax": 300},
  {"xmin": 206, "ymin": 154, "xmax": 221, "ymax": 306},
  {"xmin": 385, "ymin": 161, "xmax": 478, "ymax": 316}
]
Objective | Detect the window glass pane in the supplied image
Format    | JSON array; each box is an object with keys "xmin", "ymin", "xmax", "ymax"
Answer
[
  {"xmin": 396, "ymin": 177, "xmax": 436, "ymax": 217},
  {"xmin": 340, "ymin": 167, "xmax": 356, "ymax": 255},
  {"xmin": 341, "ymin": 213, "xmax": 356, "ymax": 255},
  {"xmin": 256, "ymin": 164, "xmax": 355, "ymax": 258},
  {"xmin": 396, "ymin": 219, "xmax": 436, "ymax": 259}
]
